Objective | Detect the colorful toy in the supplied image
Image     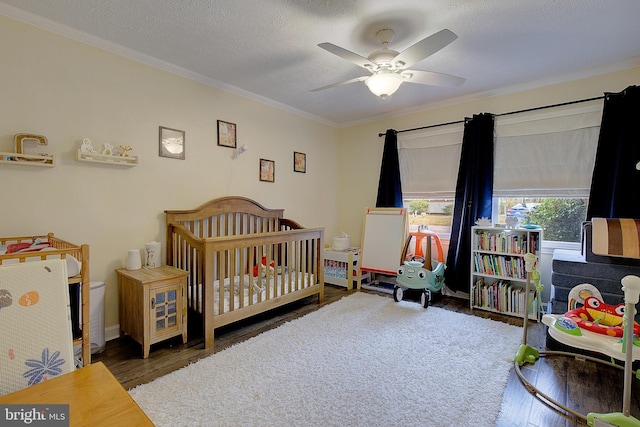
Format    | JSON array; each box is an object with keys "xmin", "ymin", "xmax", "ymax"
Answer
[
  {"xmin": 542, "ymin": 283, "xmax": 640, "ymax": 361},
  {"xmin": 394, "ymin": 230, "xmax": 446, "ymax": 308},
  {"xmin": 530, "ymin": 278, "xmax": 640, "ymax": 426},
  {"xmin": 516, "ymin": 217, "xmax": 640, "ymax": 425},
  {"xmin": 564, "ymin": 296, "xmax": 640, "ymax": 338},
  {"xmin": 253, "ymin": 255, "xmax": 275, "ymax": 277}
]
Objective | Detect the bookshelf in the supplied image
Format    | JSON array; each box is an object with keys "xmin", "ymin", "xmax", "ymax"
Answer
[{"xmin": 470, "ymin": 225, "xmax": 542, "ymax": 321}]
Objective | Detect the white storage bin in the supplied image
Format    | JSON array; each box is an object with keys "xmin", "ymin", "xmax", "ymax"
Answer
[{"xmin": 89, "ymin": 281, "xmax": 106, "ymax": 354}]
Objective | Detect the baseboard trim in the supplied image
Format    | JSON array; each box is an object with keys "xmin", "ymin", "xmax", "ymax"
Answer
[{"xmin": 105, "ymin": 324, "xmax": 120, "ymax": 342}]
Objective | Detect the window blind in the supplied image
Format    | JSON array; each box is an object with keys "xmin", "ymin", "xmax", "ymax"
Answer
[
  {"xmin": 493, "ymin": 106, "xmax": 602, "ymax": 197},
  {"xmin": 398, "ymin": 103, "xmax": 603, "ymax": 199},
  {"xmin": 398, "ymin": 126, "xmax": 463, "ymax": 199}
]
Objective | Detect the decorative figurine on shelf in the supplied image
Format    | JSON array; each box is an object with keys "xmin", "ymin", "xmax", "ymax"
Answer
[
  {"xmin": 80, "ymin": 138, "xmax": 96, "ymax": 154},
  {"xmin": 475, "ymin": 217, "xmax": 492, "ymax": 227},
  {"xmin": 102, "ymin": 143, "xmax": 114, "ymax": 156},
  {"xmin": 118, "ymin": 145, "xmax": 133, "ymax": 157},
  {"xmin": 505, "ymin": 216, "xmax": 518, "ymax": 229}
]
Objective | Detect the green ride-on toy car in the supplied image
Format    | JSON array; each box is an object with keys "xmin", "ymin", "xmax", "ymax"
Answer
[{"xmin": 394, "ymin": 229, "xmax": 446, "ymax": 308}]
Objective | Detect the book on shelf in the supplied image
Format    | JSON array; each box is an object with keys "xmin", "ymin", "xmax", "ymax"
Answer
[
  {"xmin": 473, "ymin": 253, "xmax": 525, "ymax": 279},
  {"xmin": 472, "ymin": 278, "xmax": 538, "ymax": 318},
  {"xmin": 474, "ymin": 229, "xmax": 529, "ymax": 254}
]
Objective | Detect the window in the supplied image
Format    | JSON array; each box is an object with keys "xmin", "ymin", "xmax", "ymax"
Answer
[
  {"xmin": 405, "ymin": 198, "xmax": 454, "ymax": 263},
  {"xmin": 403, "ymin": 195, "xmax": 587, "ymax": 267},
  {"xmin": 492, "ymin": 106, "xmax": 600, "ymax": 247},
  {"xmin": 495, "ymin": 197, "xmax": 587, "ymax": 243},
  {"xmin": 399, "ymin": 103, "xmax": 602, "ymax": 254}
]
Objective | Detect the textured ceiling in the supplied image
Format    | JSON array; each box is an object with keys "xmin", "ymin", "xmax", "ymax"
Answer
[{"xmin": 1, "ymin": 0, "xmax": 639, "ymax": 127}]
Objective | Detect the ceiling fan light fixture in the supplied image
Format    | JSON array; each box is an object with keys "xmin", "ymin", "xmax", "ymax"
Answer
[
  {"xmin": 315, "ymin": 28, "xmax": 463, "ymax": 97},
  {"xmin": 365, "ymin": 71, "xmax": 403, "ymax": 99}
]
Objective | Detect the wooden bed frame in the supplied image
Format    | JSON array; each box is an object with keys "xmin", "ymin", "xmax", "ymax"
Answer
[
  {"xmin": 165, "ymin": 196, "xmax": 324, "ymax": 349},
  {"xmin": 0, "ymin": 233, "xmax": 91, "ymax": 366}
]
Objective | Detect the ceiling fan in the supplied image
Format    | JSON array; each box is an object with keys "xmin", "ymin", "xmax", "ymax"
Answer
[{"xmin": 312, "ymin": 28, "xmax": 465, "ymax": 99}]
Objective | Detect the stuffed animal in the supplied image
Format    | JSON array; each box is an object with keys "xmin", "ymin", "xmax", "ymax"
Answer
[{"xmin": 253, "ymin": 255, "xmax": 275, "ymax": 277}]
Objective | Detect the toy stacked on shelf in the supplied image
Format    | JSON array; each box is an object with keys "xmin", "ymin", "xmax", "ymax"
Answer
[{"xmin": 470, "ymin": 226, "xmax": 542, "ymax": 321}]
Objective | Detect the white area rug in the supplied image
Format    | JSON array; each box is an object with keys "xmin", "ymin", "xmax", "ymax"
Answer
[{"xmin": 129, "ymin": 293, "xmax": 522, "ymax": 427}]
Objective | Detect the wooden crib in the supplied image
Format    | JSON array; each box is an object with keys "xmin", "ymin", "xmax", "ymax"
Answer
[{"xmin": 165, "ymin": 196, "xmax": 324, "ymax": 349}]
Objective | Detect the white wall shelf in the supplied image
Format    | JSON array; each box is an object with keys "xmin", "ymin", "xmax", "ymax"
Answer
[
  {"xmin": 0, "ymin": 151, "xmax": 55, "ymax": 167},
  {"xmin": 76, "ymin": 149, "xmax": 138, "ymax": 166}
]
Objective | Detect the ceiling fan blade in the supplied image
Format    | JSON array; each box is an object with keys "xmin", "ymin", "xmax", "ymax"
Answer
[
  {"xmin": 310, "ymin": 76, "xmax": 369, "ymax": 92},
  {"xmin": 318, "ymin": 42, "xmax": 377, "ymax": 70},
  {"xmin": 392, "ymin": 29, "xmax": 458, "ymax": 70},
  {"xmin": 402, "ymin": 70, "xmax": 466, "ymax": 87}
]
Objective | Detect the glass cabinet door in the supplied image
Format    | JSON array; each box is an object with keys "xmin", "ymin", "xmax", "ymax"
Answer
[{"xmin": 150, "ymin": 285, "xmax": 181, "ymax": 338}]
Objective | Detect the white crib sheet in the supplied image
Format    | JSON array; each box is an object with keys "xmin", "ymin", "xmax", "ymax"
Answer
[{"xmin": 188, "ymin": 272, "xmax": 315, "ymax": 315}]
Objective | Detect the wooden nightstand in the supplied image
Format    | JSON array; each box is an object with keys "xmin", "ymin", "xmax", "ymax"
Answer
[{"xmin": 116, "ymin": 265, "xmax": 188, "ymax": 358}]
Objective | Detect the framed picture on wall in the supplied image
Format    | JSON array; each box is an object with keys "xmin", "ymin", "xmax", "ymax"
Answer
[
  {"xmin": 159, "ymin": 126, "xmax": 185, "ymax": 160},
  {"xmin": 293, "ymin": 151, "xmax": 306, "ymax": 173},
  {"xmin": 217, "ymin": 120, "xmax": 237, "ymax": 148},
  {"xmin": 260, "ymin": 158, "xmax": 275, "ymax": 182}
]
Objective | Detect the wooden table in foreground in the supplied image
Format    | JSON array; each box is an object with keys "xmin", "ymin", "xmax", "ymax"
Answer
[{"xmin": 0, "ymin": 362, "xmax": 153, "ymax": 426}]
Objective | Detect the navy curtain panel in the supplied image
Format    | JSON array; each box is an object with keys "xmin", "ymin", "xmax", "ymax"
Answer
[
  {"xmin": 376, "ymin": 129, "xmax": 403, "ymax": 208},
  {"xmin": 587, "ymin": 85, "xmax": 640, "ymax": 219},
  {"xmin": 444, "ymin": 113, "xmax": 495, "ymax": 292}
]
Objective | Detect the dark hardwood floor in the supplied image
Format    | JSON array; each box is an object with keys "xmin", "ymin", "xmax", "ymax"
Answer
[{"xmin": 94, "ymin": 285, "xmax": 640, "ymax": 427}]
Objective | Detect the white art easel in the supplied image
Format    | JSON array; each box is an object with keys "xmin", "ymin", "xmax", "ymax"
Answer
[{"xmin": 357, "ymin": 207, "xmax": 408, "ymax": 288}]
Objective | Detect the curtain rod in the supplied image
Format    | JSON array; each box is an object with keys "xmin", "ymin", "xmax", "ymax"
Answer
[{"xmin": 378, "ymin": 95, "xmax": 605, "ymax": 137}]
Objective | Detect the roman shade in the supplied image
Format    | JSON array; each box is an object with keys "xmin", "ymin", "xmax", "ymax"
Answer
[
  {"xmin": 493, "ymin": 107, "xmax": 602, "ymax": 197},
  {"xmin": 398, "ymin": 126, "xmax": 463, "ymax": 199},
  {"xmin": 398, "ymin": 105, "xmax": 602, "ymax": 200}
]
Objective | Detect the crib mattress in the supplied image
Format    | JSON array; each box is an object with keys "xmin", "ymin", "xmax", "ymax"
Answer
[{"xmin": 188, "ymin": 272, "xmax": 315, "ymax": 315}]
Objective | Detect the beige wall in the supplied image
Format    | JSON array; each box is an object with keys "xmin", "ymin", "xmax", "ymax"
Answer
[
  {"xmin": 0, "ymin": 17, "xmax": 340, "ymax": 332},
  {"xmin": 335, "ymin": 66, "xmax": 640, "ymax": 246},
  {"xmin": 2, "ymin": 15, "xmax": 639, "ymax": 336}
]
